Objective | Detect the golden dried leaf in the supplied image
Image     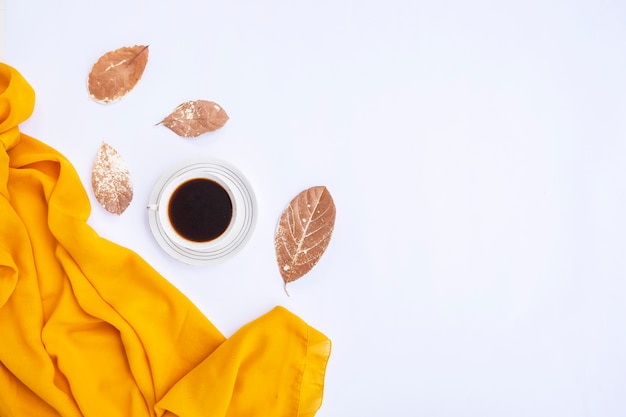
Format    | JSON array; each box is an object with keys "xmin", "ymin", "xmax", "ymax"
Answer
[
  {"xmin": 275, "ymin": 186, "xmax": 336, "ymax": 294},
  {"xmin": 91, "ymin": 143, "xmax": 133, "ymax": 215},
  {"xmin": 88, "ymin": 45, "xmax": 149, "ymax": 103},
  {"xmin": 159, "ymin": 100, "xmax": 229, "ymax": 137}
]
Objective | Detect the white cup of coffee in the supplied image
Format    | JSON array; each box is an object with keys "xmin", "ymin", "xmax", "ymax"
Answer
[{"xmin": 147, "ymin": 158, "xmax": 256, "ymax": 265}]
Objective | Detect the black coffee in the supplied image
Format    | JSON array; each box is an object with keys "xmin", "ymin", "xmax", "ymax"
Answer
[{"xmin": 167, "ymin": 178, "xmax": 233, "ymax": 242}]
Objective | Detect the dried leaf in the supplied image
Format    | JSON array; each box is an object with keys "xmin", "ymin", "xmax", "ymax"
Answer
[
  {"xmin": 159, "ymin": 100, "xmax": 229, "ymax": 137},
  {"xmin": 275, "ymin": 186, "xmax": 336, "ymax": 295},
  {"xmin": 91, "ymin": 143, "xmax": 133, "ymax": 215},
  {"xmin": 88, "ymin": 45, "xmax": 149, "ymax": 103}
]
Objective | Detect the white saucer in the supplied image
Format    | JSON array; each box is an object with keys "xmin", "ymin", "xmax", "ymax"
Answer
[{"xmin": 147, "ymin": 158, "xmax": 257, "ymax": 265}]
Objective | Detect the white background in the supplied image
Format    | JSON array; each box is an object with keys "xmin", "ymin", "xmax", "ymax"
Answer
[{"xmin": 5, "ymin": 1, "xmax": 626, "ymax": 415}]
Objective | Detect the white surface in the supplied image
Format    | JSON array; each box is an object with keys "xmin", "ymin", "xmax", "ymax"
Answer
[
  {"xmin": 0, "ymin": 1, "xmax": 4, "ymax": 62},
  {"xmin": 5, "ymin": 1, "xmax": 626, "ymax": 415}
]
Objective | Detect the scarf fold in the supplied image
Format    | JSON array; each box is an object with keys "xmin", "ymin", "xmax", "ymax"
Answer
[{"xmin": 0, "ymin": 63, "xmax": 330, "ymax": 417}]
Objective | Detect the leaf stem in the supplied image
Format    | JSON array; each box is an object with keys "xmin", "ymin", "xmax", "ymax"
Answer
[
  {"xmin": 127, "ymin": 45, "xmax": 149, "ymax": 66},
  {"xmin": 283, "ymin": 282, "xmax": 290, "ymax": 297}
]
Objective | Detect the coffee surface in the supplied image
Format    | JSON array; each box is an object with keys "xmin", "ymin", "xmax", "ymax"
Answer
[{"xmin": 168, "ymin": 178, "xmax": 233, "ymax": 242}]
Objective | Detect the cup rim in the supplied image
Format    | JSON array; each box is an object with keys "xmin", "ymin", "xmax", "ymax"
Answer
[{"xmin": 158, "ymin": 173, "xmax": 237, "ymax": 250}]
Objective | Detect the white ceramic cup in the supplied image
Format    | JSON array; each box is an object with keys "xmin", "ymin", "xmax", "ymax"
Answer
[{"xmin": 147, "ymin": 158, "xmax": 256, "ymax": 265}]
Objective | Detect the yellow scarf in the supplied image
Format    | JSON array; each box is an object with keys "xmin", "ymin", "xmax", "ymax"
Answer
[{"xmin": 0, "ymin": 63, "xmax": 330, "ymax": 417}]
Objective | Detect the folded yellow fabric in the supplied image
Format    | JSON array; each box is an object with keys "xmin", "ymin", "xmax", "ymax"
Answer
[{"xmin": 0, "ymin": 63, "xmax": 330, "ymax": 417}]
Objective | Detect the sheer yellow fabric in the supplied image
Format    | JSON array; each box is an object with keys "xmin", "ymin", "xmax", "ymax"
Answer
[{"xmin": 0, "ymin": 63, "xmax": 330, "ymax": 417}]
